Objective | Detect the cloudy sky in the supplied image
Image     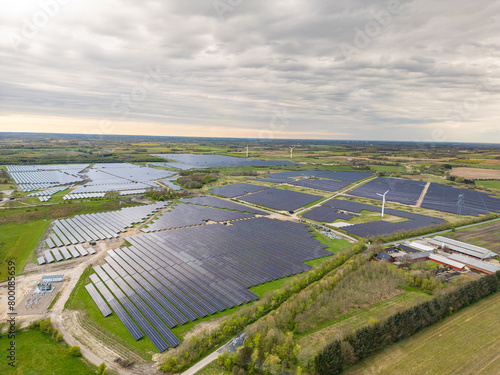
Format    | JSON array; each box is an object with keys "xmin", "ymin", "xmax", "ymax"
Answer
[{"xmin": 0, "ymin": 0, "xmax": 499, "ymax": 142}]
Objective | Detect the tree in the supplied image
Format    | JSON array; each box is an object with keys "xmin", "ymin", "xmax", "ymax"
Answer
[
  {"xmin": 98, "ymin": 363, "xmax": 107, "ymax": 375},
  {"xmin": 69, "ymin": 346, "xmax": 81, "ymax": 357}
]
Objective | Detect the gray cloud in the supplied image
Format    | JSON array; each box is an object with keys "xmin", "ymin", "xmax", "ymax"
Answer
[{"xmin": 0, "ymin": 0, "xmax": 499, "ymax": 141}]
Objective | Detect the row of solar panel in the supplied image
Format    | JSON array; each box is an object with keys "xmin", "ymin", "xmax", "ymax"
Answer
[
  {"xmin": 46, "ymin": 203, "xmax": 167, "ymax": 247},
  {"xmin": 143, "ymin": 203, "xmax": 254, "ymax": 232},
  {"xmin": 38, "ymin": 245, "xmax": 96, "ymax": 265}
]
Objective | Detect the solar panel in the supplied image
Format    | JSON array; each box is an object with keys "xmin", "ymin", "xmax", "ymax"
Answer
[
  {"xmin": 43, "ymin": 250, "xmax": 55, "ymax": 263},
  {"xmin": 37, "ymin": 257, "xmax": 46, "ymax": 265},
  {"xmin": 67, "ymin": 245, "xmax": 80, "ymax": 258},
  {"xmin": 75, "ymin": 244, "xmax": 89, "ymax": 256},
  {"xmin": 51, "ymin": 248, "xmax": 63, "ymax": 262}
]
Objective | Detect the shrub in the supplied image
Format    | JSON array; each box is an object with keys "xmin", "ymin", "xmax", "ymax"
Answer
[{"xmin": 69, "ymin": 346, "xmax": 81, "ymax": 357}]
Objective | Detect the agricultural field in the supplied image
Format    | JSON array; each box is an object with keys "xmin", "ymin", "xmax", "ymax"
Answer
[
  {"xmin": 475, "ymin": 179, "xmax": 500, "ymax": 191},
  {"xmin": 451, "ymin": 167, "xmax": 500, "ymax": 179},
  {"xmin": 446, "ymin": 220, "xmax": 500, "ymax": 254},
  {"xmin": 345, "ymin": 292, "xmax": 500, "ymax": 375}
]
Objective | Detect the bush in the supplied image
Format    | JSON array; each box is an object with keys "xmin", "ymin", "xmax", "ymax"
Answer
[
  {"xmin": 56, "ymin": 333, "xmax": 64, "ymax": 342},
  {"xmin": 98, "ymin": 363, "xmax": 107, "ymax": 375},
  {"xmin": 69, "ymin": 346, "xmax": 81, "ymax": 357}
]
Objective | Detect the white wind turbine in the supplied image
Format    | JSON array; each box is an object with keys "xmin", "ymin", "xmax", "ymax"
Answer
[
  {"xmin": 377, "ymin": 190, "xmax": 390, "ymax": 217},
  {"xmin": 246, "ymin": 144, "xmax": 249, "ymax": 158},
  {"xmin": 289, "ymin": 146, "xmax": 296, "ymax": 159}
]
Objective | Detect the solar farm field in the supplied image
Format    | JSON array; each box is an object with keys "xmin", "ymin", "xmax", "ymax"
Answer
[
  {"xmin": 349, "ymin": 177, "xmax": 427, "ymax": 205},
  {"xmin": 345, "ymin": 292, "xmax": 500, "ymax": 375},
  {"xmin": 209, "ymin": 183, "xmax": 268, "ymax": 198},
  {"xmin": 81, "ymin": 218, "xmax": 330, "ymax": 352},
  {"xmin": 421, "ymin": 183, "xmax": 500, "ymax": 216},
  {"xmin": 152, "ymin": 154, "xmax": 297, "ymax": 168},
  {"xmin": 304, "ymin": 199, "xmax": 444, "ymax": 238},
  {"xmin": 142, "ymin": 203, "xmax": 254, "ymax": 231},
  {"xmin": 239, "ymin": 188, "xmax": 323, "ymax": 211}
]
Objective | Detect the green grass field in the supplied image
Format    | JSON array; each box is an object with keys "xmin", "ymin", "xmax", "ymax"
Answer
[
  {"xmin": 0, "ymin": 220, "xmax": 49, "ymax": 281},
  {"xmin": 370, "ymin": 165, "xmax": 407, "ymax": 173},
  {"xmin": 475, "ymin": 180, "xmax": 500, "ymax": 190},
  {"xmin": 345, "ymin": 292, "xmax": 500, "ymax": 375},
  {"xmin": 0, "ymin": 329, "xmax": 96, "ymax": 375}
]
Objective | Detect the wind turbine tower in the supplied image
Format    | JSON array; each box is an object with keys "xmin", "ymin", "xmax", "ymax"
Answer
[
  {"xmin": 289, "ymin": 146, "xmax": 296, "ymax": 159},
  {"xmin": 376, "ymin": 190, "xmax": 390, "ymax": 217},
  {"xmin": 246, "ymin": 144, "xmax": 249, "ymax": 158}
]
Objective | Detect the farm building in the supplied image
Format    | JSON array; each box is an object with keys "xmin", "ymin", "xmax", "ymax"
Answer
[
  {"xmin": 398, "ymin": 244, "xmax": 422, "ymax": 253},
  {"xmin": 428, "ymin": 254, "xmax": 466, "ymax": 271},
  {"xmin": 408, "ymin": 241, "xmax": 434, "ymax": 252},
  {"xmin": 376, "ymin": 252, "xmax": 395, "ymax": 262},
  {"xmin": 394, "ymin": 251, "xmax": 433, "ymax": 263},
  {"xmin": 448, "ymin": 254, "xmax": 500, "ymax": 275},
  {"xmin": 429, "ymin": 236, "xmax": 497, "ymax": 260}
]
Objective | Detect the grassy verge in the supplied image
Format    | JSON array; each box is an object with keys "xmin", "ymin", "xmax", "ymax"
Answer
[
  {"xmin": 0, "ymin": 329, "xmax": 97, "ymax": 374},
  {"xmin": 345, "ymin": 292, "xmax": 500, "ymax": 375}
]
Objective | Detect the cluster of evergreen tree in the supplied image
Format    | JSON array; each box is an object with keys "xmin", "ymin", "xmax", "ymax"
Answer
[{"xmin": 314, "ymin": 271, "xmax": 500, "ymax": 375}]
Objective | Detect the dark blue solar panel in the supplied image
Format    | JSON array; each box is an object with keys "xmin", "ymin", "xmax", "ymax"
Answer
[{"xmin": 240, "ymin": 188, "xmax": 323, "ymax": 211}]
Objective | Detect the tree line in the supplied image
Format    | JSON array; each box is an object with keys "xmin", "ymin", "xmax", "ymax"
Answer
[{"xmin": 314, "ymin": 271, "xmax": 500, "ymax": 375}]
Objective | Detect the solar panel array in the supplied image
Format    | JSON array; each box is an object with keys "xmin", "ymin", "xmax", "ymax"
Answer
[
  {"xmin": 119, "ymin": 189, "xmax": 147, "ymax": 195},
  {"xmin": 349, "ymin": 178, "xmax": 427, "ymax": 205},
  {"xmin": 240, "ymin": 188, "xmax": 323, "ymax": 211},
  {"xmin": 310, "ymin": 199, "xmax": 445, "ymax": 238},
  {"xmin": 6, "ymin": 164, "xmax": 87, "ymax": 192},
  {"xmin": 149, "ymin": 162, "xmax": 202, "ymax": 171},
  {"xmin": 64, "ymin": 193, "xmax": 107, "ymax": 200},
  {"xmin": 38, "ymin": 244, "xmax": 96, "ymax": 264},
  {"xmin": 159, "ymin": 177, "xmax": 183, "ymax": 191},
  {"xmin": 290, "ymin": 179, "xmax": 351, "ymax": 192},
  {"xmin": 252, "ymin": 171, "xmax": 372, "ymax": 190},
  {"xmin": 46, "ymin": 203, "xmax": 167, "ymax": 247},
  {"xmin": 210, "ymin": 183, "xmax": 268, "ymax": 198},
  {"xmin": 86, "ymin": 217, "xmax": 329, "ymax": 351},
  {"xmin": 70, "ymin": 163, "xmax": 176, "ymax": 194},
  {"xmin": 28, "ymin": 185, "xmax": 71, "ymax": 197},
  {"xmin": 421, "ymin": 183, "xmax": 500, "ymax": 216},
  {"xmin": 182, "ymin": 196, "xmax": 269, "ymax": 215},
  {"xmin": 302, "ymin": 205, "xmax": 354, "ymax": 222},
  {"xmin": 143, "ymin": 203, "xmax": 254, "ymax": 232},
  {"xmin": 151, "ymin": 154, "xmax": 297, "ymax": 168}
]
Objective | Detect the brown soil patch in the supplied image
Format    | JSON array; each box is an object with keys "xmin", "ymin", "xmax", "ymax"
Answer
[{"xmin": 451, "ymin": 167, "xmax": 500, "ymax": 179}]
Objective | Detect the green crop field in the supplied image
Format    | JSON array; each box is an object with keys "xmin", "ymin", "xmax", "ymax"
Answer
[
  {"xmin": 345, "ymin": 292, "xmax": 500, "ymax": 375},
  {"xmin": 475, "ymin": 180, "xmax": 500, "ymax": 190},
  {"xmin": 0, "ymin": 329, "xmax": 96, "ymax": 375}
]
